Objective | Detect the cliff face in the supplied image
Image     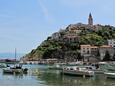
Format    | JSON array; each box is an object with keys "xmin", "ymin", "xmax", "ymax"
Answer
[{"xmin": 22, "ymin": 23, "xmax": 115, "ymax": 61}]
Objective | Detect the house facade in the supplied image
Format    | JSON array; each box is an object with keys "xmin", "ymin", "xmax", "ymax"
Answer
[
  {"xmin": 99, "ymin": 45, "xmax": 114, "ymax": 60},
  {"xmin": 80, "ymin": 45, "xmax": 91, "ymax": 57},
  {"xmin": 80, "ymin": 45, "xmax": 115, "ymax": 60}
]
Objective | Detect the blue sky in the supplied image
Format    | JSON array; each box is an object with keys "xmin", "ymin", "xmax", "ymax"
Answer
[{"xmin": 0, "ymin": 0, "xmax": 115, "ymax": 54}]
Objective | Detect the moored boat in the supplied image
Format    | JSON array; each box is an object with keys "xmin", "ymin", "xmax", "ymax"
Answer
[
  {"xmin": 2, "ymin": 48, "xmax": 28, "ymax": 75},
  {"xmin": 3, "ymin": 65, "xmax": 28, "ymax": 74},
  {"xmin": 104, "ymin": 72, "xmax": 115, "ymax": 79},
  {"xmin": 61, "ymin": 66, "xmax": 94, "ymax": 77},
  {"xmin": 0, "ymin": 63, "xmax": 7, "ymax": 68}
]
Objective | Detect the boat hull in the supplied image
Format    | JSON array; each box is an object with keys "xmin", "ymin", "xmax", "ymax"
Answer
[
  {"xmin": 3, "ymin": 68, "xmax": 28, "ymax": 74},
  {"xmin": 61, "ymin": 70, "xmax": 94, "ymax": 77},
  {"xmin": 105, "ymin": 73, "xmax": 115, "ymax": 79}
]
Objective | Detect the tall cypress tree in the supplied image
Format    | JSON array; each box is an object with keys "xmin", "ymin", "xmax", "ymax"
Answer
[
  {"xmin": 96, "ymin": 49, "xmax": 100, "ymax": 60},
  {"xmin": 103, "ymin": 50, "xmax": 111, "ymax": 61},
  {"xmin": 112, "ymin": 52, "xmax": 115, "ymax": 61}
]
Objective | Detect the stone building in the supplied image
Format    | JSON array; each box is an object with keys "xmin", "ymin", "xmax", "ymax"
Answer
[
  {"xmin": 80, "ymin": 45, "xmax": 98, "ymax": 57},
  {"xmin": 80, "ymin": 45, "xmax": 91, "ymax": 57},
  {"xmin": 63, "ymin": 33, "xmax": 79, "ymax": 43},
  {"xmin": 80, "ymin": 45, "xmax": 114, "ymax": 61},
  {"xmin": 99, "ymin": 45, "xmax": 114, "ymax": 60}
]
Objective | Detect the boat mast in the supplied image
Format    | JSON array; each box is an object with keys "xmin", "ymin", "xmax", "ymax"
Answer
[{"xmin": 15, "ymin": 48, "xmax": 17, "ymax": 62}]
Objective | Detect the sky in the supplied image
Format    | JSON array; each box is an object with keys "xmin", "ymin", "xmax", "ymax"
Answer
[{"xmin": 0, "ymin": 0, "xmax": 115, "ymax": 54}]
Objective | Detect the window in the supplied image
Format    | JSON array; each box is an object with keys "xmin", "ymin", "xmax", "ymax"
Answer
[
  {"xmin": 87, "ymin": 51, "xmax": 90, "ymax": 54},
  {"xmin": 83, "ymin": 50, "xmax": 85, "ymax": 52}
]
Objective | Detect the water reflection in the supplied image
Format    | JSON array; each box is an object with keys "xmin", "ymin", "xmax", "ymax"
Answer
[
  {"xmin": 35, "ymin": 68, "xmax": 115, "ymax": 86},
  {"xmin": 0, "ymin": 65, "xmax": 115, "ymax": 86}
]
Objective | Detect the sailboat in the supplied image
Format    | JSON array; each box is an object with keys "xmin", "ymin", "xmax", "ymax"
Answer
[{"xmin": 2, "ymin": 48, "xmax": 28, "ymax": 74}]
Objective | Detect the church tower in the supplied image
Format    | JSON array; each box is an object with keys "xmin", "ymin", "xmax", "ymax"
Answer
[{"xmin": 88, "ymin": 13, "xmax": 93, "ymax": 25}]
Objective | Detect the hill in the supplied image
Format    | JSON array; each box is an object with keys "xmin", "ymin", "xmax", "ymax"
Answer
[{"xmin": 22, "ymin": 23, "xmax": 115, "ymax": 61}]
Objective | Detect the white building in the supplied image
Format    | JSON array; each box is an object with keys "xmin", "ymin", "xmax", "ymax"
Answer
[
  {"xmin": 80, "ymin": 45, "xmax": 91, "ymax": 57},
  {"xmin": 108, "ymin": 40, "xmax": 115, "ymax": 48},
  {"xmin": 80, "ymin": 45, "xmax": 98, "ymax": 56}
]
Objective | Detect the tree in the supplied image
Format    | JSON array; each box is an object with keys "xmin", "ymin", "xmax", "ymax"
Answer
[
  {"xmin": 112, "ymin": 52, "xmax": 115, "ymax": 61},
  {"xmin": 96, "ymin": 49, "xmax": 100, "ymax": 57},
  {"xmin": 77, "ymin": 52, "xmax": 82, "ymax": 61},
  {"xmin": 103, "ymin": 50, "xmax": 111, "ymax": 61},
  {"xmin": 96, "ymin": 49, "xmax": 101, "ymax": 60},
  {"xmin": 80, "ymin": 33, "xmax": 104, "ymax": 46}
]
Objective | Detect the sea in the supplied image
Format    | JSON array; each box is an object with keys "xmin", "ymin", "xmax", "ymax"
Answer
[
  {"xmin": 0, "ymin": 64, "xmax": 115, "ymax": 86},
  {"xmin": 0, "ymin": 53, "xmax": 24, "ymax": 59}
]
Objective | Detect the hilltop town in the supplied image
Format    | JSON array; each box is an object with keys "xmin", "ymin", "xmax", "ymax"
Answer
[{"xmin": 21, "ymin": 13, "xmax": 115, "ymax": 64}]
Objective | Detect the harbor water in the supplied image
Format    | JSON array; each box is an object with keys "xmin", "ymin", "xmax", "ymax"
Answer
[{"xmin": 0, "ymin": 64, "xmax": 115, "ymax": 86}]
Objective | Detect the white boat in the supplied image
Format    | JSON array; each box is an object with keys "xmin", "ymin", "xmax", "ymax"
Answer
[
  {"xmin": 93, "ymin": 69, "xmax": 104, "ymax": 74},
  {"xmin": 2, "ymin": 48, "xmax": 28, "ymax": 75},
  {"xmin": 0, "ymin": 63, "xmax": 7, "ymax": 68},
  {"xmin": 104, "ymin": 72, "xmax": 115, "ymax": 79},
  {"xmin": 91, "ymin": 62, "xmax": 115, "ymax": 74},
  {"xmin": 3, "ymin": 65, "xmax": 28, "ymax": 74},
  {"xmin": 85, "ymin": 65, "xmax": 104, "ymax": 74},
  {"xmin": 61, "ymin": 66, "xmax": 94, "ymax": 77}
]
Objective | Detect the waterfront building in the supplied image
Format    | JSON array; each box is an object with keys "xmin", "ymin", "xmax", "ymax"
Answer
[
  {"xmin": 80, "ymin": 44, "xmax": 114, "ymax": 60},
  {"xmin": 99, "ymin": 45, "xmax": 114, "ymax": 60},
  {"xmin": 80, "ymin": 45, "xmax": 93, "ymax": 61},
  {"xmin": 80, "ymin": 45, "xmax": 98, "ymax": 57},
  {"xmin": 80, "ymin": 45, "xmax": 91, "ymax": 57},
  {"xmin": 90, "ymin": 46, "xmax": 98, "ymax": 56}
]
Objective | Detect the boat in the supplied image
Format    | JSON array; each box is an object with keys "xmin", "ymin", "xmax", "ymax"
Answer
[
  {"xmin": 0, "ymin": 63, "xmax": 7, "ymax": 68},
  {"xmin": 3, "ymin": 65, "xmax": 28, "ymax": 74},
  {"xmin": 2, "ymin": 48, "xmax": 28, "ymax": 74},
  {"xmin": 104, "ymin": 72, "xmax": 115, "ymax": 79},
  {"xmin": 61, "ymin": 66, "xmax": 94, "ymax": 77},
  {"xmin": 90, "ymin": 62, "xmax": 115, "ymax": 74}
]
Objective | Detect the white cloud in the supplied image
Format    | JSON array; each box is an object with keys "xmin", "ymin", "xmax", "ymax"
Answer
[{"xmin": 37, "ymin": 0, "xmax": 54, "ymax": 24}]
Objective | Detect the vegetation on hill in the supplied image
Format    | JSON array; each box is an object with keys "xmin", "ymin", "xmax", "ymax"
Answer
[{"xmin": 23, "ymin": 24, "xmax": 115, "ymax": 61}]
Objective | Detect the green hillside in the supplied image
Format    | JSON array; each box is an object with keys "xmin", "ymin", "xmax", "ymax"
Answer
[{"xmin": 22, "ymin": 23, "xmax": 115, "ymax": 61}]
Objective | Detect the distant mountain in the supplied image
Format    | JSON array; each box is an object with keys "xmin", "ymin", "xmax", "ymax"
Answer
[{"xmin": 0, "ymin": 53, "xmax": 25, "ymax": 59}]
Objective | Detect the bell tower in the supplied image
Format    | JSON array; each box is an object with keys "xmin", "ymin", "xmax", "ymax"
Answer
[{"xmin": 88, "ymin": 13, "xmax": 93, "ymax": 25}]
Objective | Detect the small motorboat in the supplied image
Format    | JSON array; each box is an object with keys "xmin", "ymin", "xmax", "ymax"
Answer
[
  {"xmin": 104, "ymin": 72, "xmax": 115, "ymax": 79},
  {"xmin": 61, "ymin": 66, "xmax": 94, "ymax": 77}
]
